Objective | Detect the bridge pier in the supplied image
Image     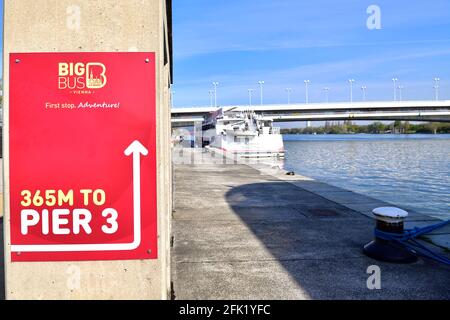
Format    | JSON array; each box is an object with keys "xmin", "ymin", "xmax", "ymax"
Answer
[{"xmin": 193, "ymin": 121, "xmax": 203, "ymax": 148}]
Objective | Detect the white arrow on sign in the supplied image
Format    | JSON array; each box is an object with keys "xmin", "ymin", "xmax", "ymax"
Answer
[
  {"xmin": 11, "ymin": 140, "xmax": 148, "ymax": 253},
  {"xmin": 122, "ymin": 140, "xmax": 149, "ymax": 250}
]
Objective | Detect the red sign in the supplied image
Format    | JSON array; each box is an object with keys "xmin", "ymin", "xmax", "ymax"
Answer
[{"xmin": 9, "ymin": 52, "xmax": 157, "ymax": 261}]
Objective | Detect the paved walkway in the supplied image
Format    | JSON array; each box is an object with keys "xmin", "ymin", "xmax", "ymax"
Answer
[
  {"xmin": 171, "ymin": 153, "xmax": 450, "ymax": 299},
  {"xmin": 0, "ymin": 153, "xmax": 448, "ymax": 299}
]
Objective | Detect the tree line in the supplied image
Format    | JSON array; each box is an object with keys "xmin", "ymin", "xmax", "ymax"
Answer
[{"xmin": 280, "ymin": 121, "xmax": 450, "ymax": 135}]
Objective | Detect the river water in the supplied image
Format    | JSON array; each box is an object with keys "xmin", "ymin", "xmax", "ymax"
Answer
[{"xmin": 283, "ymin": 134, "xmax": 450, "ymax": 220}]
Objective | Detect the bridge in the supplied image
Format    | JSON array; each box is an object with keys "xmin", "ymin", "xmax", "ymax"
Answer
[{"xmin": 171, "ymin": 100, "xmax": 450, "ymax": 126}]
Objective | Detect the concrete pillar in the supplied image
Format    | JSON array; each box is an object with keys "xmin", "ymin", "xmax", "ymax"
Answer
[
  {"xmin": 2, "ymin": 0, "xmax": 172, "ymax": 299},
  {"xmin": 193, "ymin": 121, "xmax": 203, "ymax": 148}
]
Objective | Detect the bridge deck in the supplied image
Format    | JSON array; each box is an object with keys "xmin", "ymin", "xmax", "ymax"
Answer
[
  {"xmin": 171, "ymin": 100, "xmax": 450, "ymax": 123},
  {"xmin": 171, "ymin": 150, "xmax": 450, "ymax": 299}
]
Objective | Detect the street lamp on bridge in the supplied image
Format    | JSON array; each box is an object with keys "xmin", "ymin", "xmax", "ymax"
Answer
[
  {"xmin": 212, "ymin": 82, "xmax": 219, "ymax": 107},
  {"xmin": 434, "ymin": 77, "xmax": 440, "ymax": 101},
  {"xmin": 348, "ymin": 79, "xmax": 355, "ymax": 102},
  {"xmin": 258, "ymin": 80, "xmax": 265, "ymax": 105},
  {"xmin": 248, "ymin": 89, "xmax": 254, "ymax": 107},
  {"xmin": 304, "ymin": 80, "xmax": 310, "ymax": 104},
  {"xmin": 208, "ymin": 90, "xmax": 214, "ymax": 108},
  {"xmin": 286, "ymin": 88, "xmax": 292, "ymax": 105},
  {"xmin": 392, "ymin": 78, "xmax": 399, "ymax": 101},
  {"xmin": 361, "ymin": 86, "xmax": 367, "ymax": 101}
]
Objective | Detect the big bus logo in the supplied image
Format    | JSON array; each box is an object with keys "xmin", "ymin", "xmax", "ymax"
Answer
[{"xmin": 58, "ymin": 62, "xmax": 107, "ymax": 90}]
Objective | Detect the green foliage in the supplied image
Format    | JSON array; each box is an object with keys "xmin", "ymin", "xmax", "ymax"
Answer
[{"xmin": 281, "ymin": 121, "xmax": 450, "ymax": 135}]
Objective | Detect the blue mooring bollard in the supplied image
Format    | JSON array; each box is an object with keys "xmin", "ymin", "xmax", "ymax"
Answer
[{"xmin": 363, "ymin": 207, "xmax": 418, "ymax": 263}]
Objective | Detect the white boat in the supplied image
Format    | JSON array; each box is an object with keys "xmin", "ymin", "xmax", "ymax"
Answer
[{"xmin": 202, "ymin": 108, "xmax": 285, "ymax": 158}]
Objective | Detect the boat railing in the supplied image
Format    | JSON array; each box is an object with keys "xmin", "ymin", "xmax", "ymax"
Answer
[{"xmin": 272, "ymin": 127, "xmax": 280, "ymax": 134}]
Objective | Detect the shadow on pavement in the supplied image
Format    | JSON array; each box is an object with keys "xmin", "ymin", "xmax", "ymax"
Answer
[
  {"xmin": 171, "ymin": 163, "xmax": 450, "ymax": 299},
  {"xmin": 223, "ymin": 181, "xmax": 450, "ymax": 299}
]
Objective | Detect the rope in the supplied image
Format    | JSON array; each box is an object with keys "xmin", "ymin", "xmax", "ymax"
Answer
[{"xmin": 374, "ymin": 219, "xmax": 450, "ymax": 266}]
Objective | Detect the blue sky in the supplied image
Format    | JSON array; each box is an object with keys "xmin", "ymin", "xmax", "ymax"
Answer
[
  {"xmin": 1, "ymin": 1, "xmax": 449, "ymax": 108},
  {"xmin": 172, "ymin": 0, "xmax": 450, "ymax": 107}
]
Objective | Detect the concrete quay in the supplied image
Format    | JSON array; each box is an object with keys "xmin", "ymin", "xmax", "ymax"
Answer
[{"xmin": 171, "ymin": 148, "xmax": 450, "ymax": 300}]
